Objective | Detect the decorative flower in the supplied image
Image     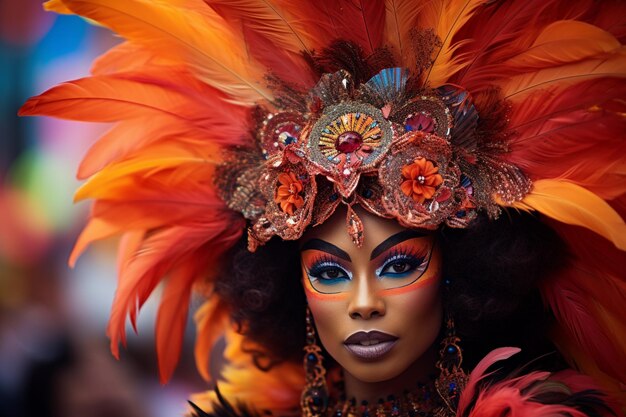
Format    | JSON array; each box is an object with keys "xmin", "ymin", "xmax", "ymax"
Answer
[
  {"xmin": 400, "ymin": 157, "xmax": 444, "ymax": 203},
  {"xmin": 275, "ymin": 172, "xmax": 305, "ymax": 215}
]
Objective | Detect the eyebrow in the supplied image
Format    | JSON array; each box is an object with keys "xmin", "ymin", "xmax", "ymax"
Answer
[
  {"xmin": 370, "ymin": 230, "xmax": 428, "ymax": 260},
  {"xmin": 300, "ymin": 239, "xmax": 351, "ymax": 261}
]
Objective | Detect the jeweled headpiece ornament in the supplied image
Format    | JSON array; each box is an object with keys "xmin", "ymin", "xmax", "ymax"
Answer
[
  {"xmin": 20, "ymin": 0, "xmax": 626, "ymax": 410},
  {"xmin": 218, "ymin": 66, "xmax": 530, "ymax": 250}
]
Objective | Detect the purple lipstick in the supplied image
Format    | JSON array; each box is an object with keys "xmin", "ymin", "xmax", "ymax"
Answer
[{"xmin": 343, "ymin": 330, "xmax": 398, "ymax": 360}]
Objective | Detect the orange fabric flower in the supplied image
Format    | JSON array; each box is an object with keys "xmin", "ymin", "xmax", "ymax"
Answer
[
  {"xmin": 274, "ymin": 172, "xmax": 305, "ymax": 216},
  {"xmin": 400, "ymin": 157, "xmax": 443, "ymax": 203}
]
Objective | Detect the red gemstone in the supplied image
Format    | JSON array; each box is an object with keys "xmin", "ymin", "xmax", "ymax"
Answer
[{"xmin": 335, "ymin": 131, "xmax": 363, "ymax": 153}]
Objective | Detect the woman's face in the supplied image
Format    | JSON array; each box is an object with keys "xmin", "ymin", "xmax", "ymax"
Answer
[{"xmin": 300, "ymin": 207, "xmax": 443, "ymax": 383}]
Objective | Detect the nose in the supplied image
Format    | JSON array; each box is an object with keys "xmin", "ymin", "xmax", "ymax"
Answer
[{"xmin": 347, "ymin": 278, "xmax": 386, "ymax": 320}]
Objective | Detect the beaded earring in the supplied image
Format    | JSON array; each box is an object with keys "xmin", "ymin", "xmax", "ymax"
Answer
[
  {"xmin": 435, "ymin": 313, "xmax": 469, "ymax": 416},
  {"xmin": 301, "ymin": 307, "xmax": 329, "ymax": 417}
]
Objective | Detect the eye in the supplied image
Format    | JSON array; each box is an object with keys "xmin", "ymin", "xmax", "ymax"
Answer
[
  {"xmin": 388, "ymin": 261, "xmax": 411, "ymax": 274},
  {"xmin": 318, "ymin": 267, "xmax": 348, "ymax": 280},
  {"xmin": 379, "ymin": 255, "xmax": 425, "ymax": 278},
  {"xmin": 308, "ymin": 261, "xmax": 351, "ymax": 284}
]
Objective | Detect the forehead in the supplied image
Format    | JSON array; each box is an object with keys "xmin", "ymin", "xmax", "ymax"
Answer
[{"xmin": 301, "ymin": 205, "xmax": 415, "ymax": 254}]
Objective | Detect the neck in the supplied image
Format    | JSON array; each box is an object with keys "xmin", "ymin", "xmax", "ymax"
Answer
[{"xmin": 342, "ymin": 344, "xmax": 438, "ymax": 404}]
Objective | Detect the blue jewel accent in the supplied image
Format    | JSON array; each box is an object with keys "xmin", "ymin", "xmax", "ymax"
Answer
[
  {"xmin": 404, "ymin": 123, "xmax": 414, "ymax": 132},
  {"xmin": 455, "ymin": 210, "xmax": 466, "ymax": 218},
  {"xmin": 306, "ymin": 353, "xmax": 317, "ymax": 363},
  {"xmin": 364, "ymin": 68, "xmax": 409, "ymax": 103},
  {"xmin": 329, "ymin": 193, "xmax": 339, "ymax": 202},
  {"xmin": 447, "ymin": 346, "xmax": 456, "ymax": 354},
  {"xmin": 460, "ymin": 174, "xmax": 472, "ymax": 188},
  {"xmin": 283, "ymin": 135, "xmax": 296, "ymax": 145},
  {"xmin": 361, "ymin": 188, "xmax": 374, "ymax": 199},
  {"xmin": 355, "ymin": 112, "xmax": 360, "ymax": 119},
  {"xmin": 323, "ymin": 128, "xmax": 330, "ymax": 134},
  {"xmin": 370, "ymin": 121, "xmax": 378, "ymax": 128}
]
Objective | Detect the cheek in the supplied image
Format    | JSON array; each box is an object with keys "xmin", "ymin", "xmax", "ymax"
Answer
[
  {"xmin": 389, "ymin": 279, "xmax": 441, "ymax": 320},
  {"xmin": 384, "ymin": 268, "xmax": 443, "ymax": 340},
  {"xmin": 305, "ymin": 294, "xmax": 347, "ymax": 355},
  {"xmin": 303, "ymin": 268, "xmax": 347, "ymax": 351}
]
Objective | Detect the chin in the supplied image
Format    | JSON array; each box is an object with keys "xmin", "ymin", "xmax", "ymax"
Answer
[{"xmin": 345, "ymin": 362, "xmax": 408, "ymax": 383}]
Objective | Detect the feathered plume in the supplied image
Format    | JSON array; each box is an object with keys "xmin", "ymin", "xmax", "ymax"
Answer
[
  {"xmin": 190, "ymin": 329, "xmax": 303, "ymax": 414},
  {"xmin": 458, "ymin": 348, "xmax": 617, "ymax": 417},
  {"xmin": 47, "ymin": 0, "xmax": 272, "ymax": 104}
]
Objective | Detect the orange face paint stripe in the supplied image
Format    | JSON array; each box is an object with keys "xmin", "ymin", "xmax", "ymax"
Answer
[{"xmin": 376, "ymin": 269, "xmax": 439, "ymax": 296}]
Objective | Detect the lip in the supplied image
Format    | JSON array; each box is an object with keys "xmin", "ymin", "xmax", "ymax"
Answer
[{"xmin": 343, "ymin": 331, "xmax": 398, "ymax": 360}]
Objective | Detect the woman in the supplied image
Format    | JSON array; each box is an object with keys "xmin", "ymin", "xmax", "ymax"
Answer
[{"xmin": 21, "ymin": 0, "xmax": 626, "ymax": 415}]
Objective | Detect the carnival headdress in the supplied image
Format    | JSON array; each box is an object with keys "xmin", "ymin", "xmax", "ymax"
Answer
[{"xmin": 21, "ymin": 0, "xmax": 626, "ymax": 411}]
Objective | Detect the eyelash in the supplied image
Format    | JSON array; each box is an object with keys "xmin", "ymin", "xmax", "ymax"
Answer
[
  {"xmin": 307, "ymin": 255, "xmax": 351, "ymax": 283},
  {"xmin": 306, "ymin": 246, "xmax": 430, "ymax": 283},
  {"xmin": 375, "ymin": 246, "xmax": 429, "ymax": 278}
]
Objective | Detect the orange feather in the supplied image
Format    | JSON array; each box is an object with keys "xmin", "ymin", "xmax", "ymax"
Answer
[
  {"xmin": 194, "ymin": 295, "xmax": 230, "ymax": 382},
  {"xmin": 76, "ymin": 119, "xmax": 203, "ymax": 180},
  {"xmin": 190, "ymin": 328, "xmax": 303, "ymax": 413},
  {"xmin": 90, "ymin": 41, "xmax": 172, "ymax": 75},
  {"xmin": 43, "ymin": 0, "xmax": 72, "ymax": 14},
  {"xmin": 506, "ymin": 179, "xmax": 626, "ymax": 251},
  {"xmin": 384, "ymin": 0, "xmax": 423, "ymax": 64},
  {"xmin": 419, "ymin": 0, "xmax": 488, "ymax": 87},
  {"xmin": 501, "ymin": 47, "xmax": 626, "ymax": 100},
  {"xmin": 58, "ymin": 0, "xmax": 272, "ymax": 104},
  {"xmin": 205, "ymin": 0, "xmax": 320, "ymax": 55},
  {"xmin": 504, "ymin": 21, "xmax": 620, "ymax": 70}
]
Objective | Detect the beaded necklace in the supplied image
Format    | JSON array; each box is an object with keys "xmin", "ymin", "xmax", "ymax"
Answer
[{"xmin": 327, "ymin": 381, "xmax": 452, "ymax": 417}]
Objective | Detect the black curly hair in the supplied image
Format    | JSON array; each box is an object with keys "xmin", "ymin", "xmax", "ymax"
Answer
[{"xmin": 214, "ymin": 209, "xmax": 569, "ymax": 373}]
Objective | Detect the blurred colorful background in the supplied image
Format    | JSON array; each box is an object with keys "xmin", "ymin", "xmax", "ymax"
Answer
[{"xmin": 0, "ymin": 2, "xmax": 207, "ymax": 416}]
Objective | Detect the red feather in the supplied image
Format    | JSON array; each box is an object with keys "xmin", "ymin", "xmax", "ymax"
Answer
[
  {"xmin": 107, "ymin": 212, "xmax": 244, "ymax": 383},
  {"xmin": 453, "ymin": 0, "xmax": 595, "ymax": 90},
  {"xmin": 540, "ymin": 274, "xmax": 625, "ymax": 379},
  {"xmin": 541, "ymin": 220, "xmax": 626, "ymax": 389},
  {"xmin": 459, "ymin": 348, "xmax": 616, "ymax": 417},
  {"xmin": 313, "ymin": 0, "xmax": 386, "ymax": 55},
  {"xmin": 459, "ymin": 346, "xmax": 521, "ymax": 409},
  {"xmin": 241, "ymin": 24, "xmax": 317, "ymax": 89},
  {"xmin": 507, "ymin": 79, "xmax": 626, "ymax": 199},
  {"xmin": 19, "ymin": 71, "xmax": 250, "ymax": 143},
  {"xmin": 156, "ymin": 259, "xmax": 199, "ymax": 384}
]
